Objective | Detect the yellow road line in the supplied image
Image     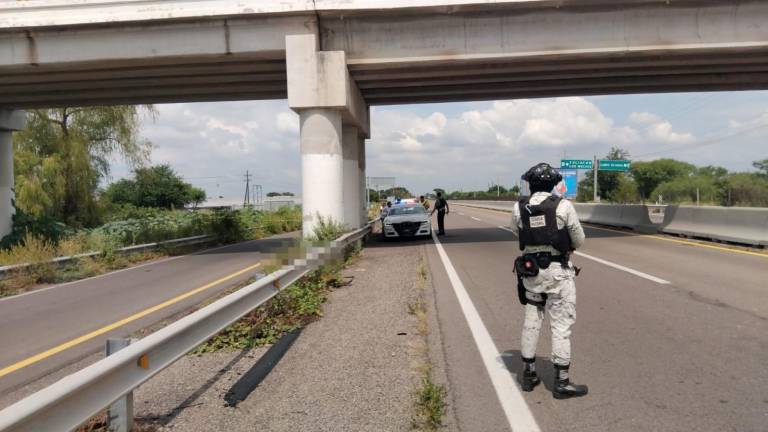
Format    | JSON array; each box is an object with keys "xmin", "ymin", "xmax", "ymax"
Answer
[
  {"xmin": 584, "ymin": 224, "xmax": 768, "ymax": 259},
  {"xmin": 0, "ymin": 262, "xmax": 262, "ymax": 379}
]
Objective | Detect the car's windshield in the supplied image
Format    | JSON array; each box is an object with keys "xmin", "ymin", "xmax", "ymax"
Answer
[{"xmin": 388, "ymin": 206, "xmax": 427, "ymax": 216}]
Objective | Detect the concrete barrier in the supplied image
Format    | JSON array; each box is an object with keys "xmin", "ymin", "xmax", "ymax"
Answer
[
  {"xmin": 454, "ymin": 200, "xmax": 768, "ymax": 246},
  {"xmin": 454, "ymin": 201, "xmax": 657, "ymax": 233},
  {"xmin": 452, "ymin": 200, "xmax": 515, "ymax": 213},
  {"xmin": 661, "ymin": 205, "xmax": 768, "ymax": 246},
  {"xmin": 573, "ymin": 204, "xmax": 658, "ymax": 234}
]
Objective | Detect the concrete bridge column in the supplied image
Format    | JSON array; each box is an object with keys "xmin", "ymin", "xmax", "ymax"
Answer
[
  {"xmin": 358, "ymin": 137, "xmax": 367, "ymax": 226},
  {"xmin": 342, "ymin": 126, "xmax": 361, "ymax": 229},
  {"xmin": 286, "ymin": 33, "xmax": 370, "ymax": 237},
  {"xmin": 299, "ymin": 109, "xmax": 344, "ymax": 236},
  {"xmin": 0, "ymin": 110, "xmax": 26, "ymax": 240}
]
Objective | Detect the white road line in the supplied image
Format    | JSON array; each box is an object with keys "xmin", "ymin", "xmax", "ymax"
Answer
[
  {"xmin": 572, "ymin": 251, "xmax": 671, "ymax": 284},
  {"xmin": 471, "ymin": 216, "xmax": 482, "ymax": 221},
  {"xmin": 431, "ymin": 230, "xmax": 541, "ymax": 432},
  {"xmin": 497, "ymin": 226, "xmax": 670, "ymax": 285}
]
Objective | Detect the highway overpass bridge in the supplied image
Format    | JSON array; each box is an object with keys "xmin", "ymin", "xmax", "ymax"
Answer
[{"xmin": 2, "ymin": 0, "xmax": 768, "ymax": 236}]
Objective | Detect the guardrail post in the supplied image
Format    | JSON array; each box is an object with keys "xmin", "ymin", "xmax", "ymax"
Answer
[{"xmin": 106, "ymin": 338, "xmax": 134, "ymax": 432}]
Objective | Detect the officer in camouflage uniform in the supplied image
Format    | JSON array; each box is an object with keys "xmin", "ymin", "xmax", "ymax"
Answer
[{"xmin": 510, "ymin": 162, "xmax": 588, "ymax": 399}]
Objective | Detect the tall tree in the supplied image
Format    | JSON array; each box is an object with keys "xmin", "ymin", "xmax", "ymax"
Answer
[
  {"xmin": 630, "ymin": 159, "xmax": 696, "ymax": 201},
  {"xmin": 105, "ymin": 164, "xmax": 204, "ymax": 210},
  {"xmin": 14, "ymin": 107, "xmax": 153, "ymax": 227},
  {"xmin": 753, "ymin": 158, "xmax": 768, "ymax": 177}
]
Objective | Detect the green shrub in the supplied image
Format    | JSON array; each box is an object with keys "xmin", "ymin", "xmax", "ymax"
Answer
[
  {"xmin": 195, "ymin": 264, "xmax": 340, "ymax": 353},
  {"xmin": 208, "ymin": 210, "xmax": 250, "ymax": 243},
  {"xmin": 1, "ymin": 208, "xmax": 70, "ymax": 249},
  {"xmin": 310, "ymin": 214, "xmax": 347, "ymax": 242}
]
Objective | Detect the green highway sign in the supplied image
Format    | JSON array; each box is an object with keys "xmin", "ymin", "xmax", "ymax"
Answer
[
  {"xmin": 560, "ymin": 159, "xmax": 593, "ymax": 170},
  {"xmin": 598, "ymin": 159, "xmax": 631, "ymax": 171}
]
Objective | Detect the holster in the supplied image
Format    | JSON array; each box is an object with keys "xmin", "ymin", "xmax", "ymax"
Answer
[
  {"xmin": 515, "ymin": 271, "xmax": 527, "ymax": 305},
  {"xmin": 514, "ymin": 257, "xmax": 547, "ymax": 307}
]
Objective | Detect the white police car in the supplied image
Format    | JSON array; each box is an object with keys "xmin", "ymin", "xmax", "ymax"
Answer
[{"xmin": 383, "ymin": 204, "xmax": 432, "ymax": 238}]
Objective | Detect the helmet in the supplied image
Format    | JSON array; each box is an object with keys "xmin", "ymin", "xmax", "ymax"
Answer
[{"xmin": 521, "ymin": 162, "xmax": 562, "ymax": 185}]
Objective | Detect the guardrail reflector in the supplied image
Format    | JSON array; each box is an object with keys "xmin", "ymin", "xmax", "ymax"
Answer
[{"xmin": 137, "ymin": 354, "xmax": 149, "ymax": 369}]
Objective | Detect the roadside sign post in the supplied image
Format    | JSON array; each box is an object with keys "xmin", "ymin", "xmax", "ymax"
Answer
[
  {"xmin": 560, "ymin": 158, "xmax": 628, "ymax": 201},
  {"xmin": 593, "ymin": 158, "xmax": 631, "ymax": 202},
  {"xmin": 593, "ymin": 155, "xmax": 598, "ymax": 202}
]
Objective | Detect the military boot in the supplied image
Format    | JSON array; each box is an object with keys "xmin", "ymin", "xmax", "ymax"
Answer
[
  {"xmin": 520, "ymin": 357, "xmax": 540, "ymax": 392},
  {"xmin": 553, "ymin": 364, "xmax": 588, "ymax": 399}
]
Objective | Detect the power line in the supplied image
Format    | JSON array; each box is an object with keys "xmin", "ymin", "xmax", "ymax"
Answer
[{"xmin": 633, "ymin": 121, "xmax": 768, "ymax": 159}]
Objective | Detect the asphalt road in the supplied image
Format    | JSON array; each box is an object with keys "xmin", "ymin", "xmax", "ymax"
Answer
[
  {"xmin": 424, "ymin": 204, "xmax": 768, "ymax": 432},
  {"xmin": 0, "ymin": 234, "xmax": 299, "ymax": 395}
]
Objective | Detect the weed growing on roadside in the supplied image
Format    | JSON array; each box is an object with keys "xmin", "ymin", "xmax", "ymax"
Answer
[
  {"xmin": 410, "ymin": 256, "xmax": 448, "ymax": 431},
  {"xmin": 194, "ymin": 217, "xmax": 354, "ymax": 354},
  {"xmin": 413, "ymin": 375, "xmax": 448, "ymax": 431},
  {"xmin": 309, "ymin": 214, "xmax": 348, "ymax": 242},
  {"xmin": 193, "ymin": 264, "xmax": 343, "ymax": 354}
]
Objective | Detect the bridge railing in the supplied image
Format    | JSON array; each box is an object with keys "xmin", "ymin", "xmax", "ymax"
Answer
[{"xmin": 0, "ymin": 223, "xmax": 372, "ymax": 432}]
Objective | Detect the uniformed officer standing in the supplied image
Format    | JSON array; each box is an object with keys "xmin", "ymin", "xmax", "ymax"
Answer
[
  {"xmin": 510, "ymin": 162, "xmax": 588, "ymax": 399},
  {"xmin": 430, "ymin": 192, "xmax": 450, "ymax": 235}
]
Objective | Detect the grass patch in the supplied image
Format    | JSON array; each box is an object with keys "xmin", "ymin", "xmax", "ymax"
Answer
[
  {"xmin": 413, "ymin": 374, "xmax": 448, "ymax": 431},
  {"xmin": 193, "ymin": 216, "xmax": 358, "ymax": 354},
  {"xmin": 194, "ymin": 259, "xmax": 346, "ymax": 354}
]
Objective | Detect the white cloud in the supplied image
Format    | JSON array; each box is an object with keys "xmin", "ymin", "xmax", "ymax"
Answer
[
  {"xmin": 123, "ymin": 101, "xmax": 302, "ymax": 199},
  {"xmin": 103, "ymin": 93, "xmax": 766, "ymax": 199},
  {"xmin": 629, "ymin": 111, "xmax": 695, "ymax": 144},
  {"xmin": 728, "ymin": 109, "xmax": 768, "ymax": 132}
]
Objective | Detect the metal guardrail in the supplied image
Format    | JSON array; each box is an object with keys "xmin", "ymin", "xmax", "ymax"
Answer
[
  {"xmin": 0, "ymin": 224, "xmax": 371, "ymax": 431},
  {"xmin": 0, "ymin": 234, "xmax": 215, "ymax": 280}
]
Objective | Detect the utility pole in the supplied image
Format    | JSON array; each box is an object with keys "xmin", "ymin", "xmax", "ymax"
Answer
[
  {"xmin": 243, "ymin": 170, "xmax": 252, "ymax": 207},
  {"xmin": 593, "ymin": 155, "xmax": 599, "ymax": 202},
  {"xmin": 696, "ymin": 187, "xmax": 700, "ymax": 206}
]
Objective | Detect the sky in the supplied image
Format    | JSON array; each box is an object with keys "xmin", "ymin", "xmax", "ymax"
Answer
[{"xmin": 109, "ymin": 91, "xmax": 768, "ymax": 199}]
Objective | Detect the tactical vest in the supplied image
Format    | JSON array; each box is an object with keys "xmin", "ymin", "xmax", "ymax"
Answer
[{"xmin": 518, "ymin": 195, "xmax": 572, "ymax": 255}]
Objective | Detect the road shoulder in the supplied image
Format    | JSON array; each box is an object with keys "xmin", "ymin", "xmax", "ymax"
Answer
[{"xmin": 98, "ymin": 236, "xmax": 446, "ymax": 431}]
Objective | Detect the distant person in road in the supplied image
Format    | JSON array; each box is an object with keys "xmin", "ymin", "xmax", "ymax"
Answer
[
  {"xmin": 430, "ymin": 192, "xmax": 449, "ymax": 235},
  {"xmin": 380, "ymin": 201, "xmax": 392, "ymax": 224},
  {"xmin": 379, "ymin": 201, "xmax": 391, "ymax": 236},
  {"xmin": 419, "ymin": 195, "xmax": 430, "ymax": 210},
  {"xmin": 511, "ymin": 162, "xmax": 588, "ymax": 400}
]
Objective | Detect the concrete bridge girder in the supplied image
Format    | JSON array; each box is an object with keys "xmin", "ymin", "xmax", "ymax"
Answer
[
  {"xmin": 4, "ymin": 1, "xmax": 768, "ymax": 107},
  {"xmin": 3, "ymin": 0, "xmax": 768, "ymax": 237}
]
